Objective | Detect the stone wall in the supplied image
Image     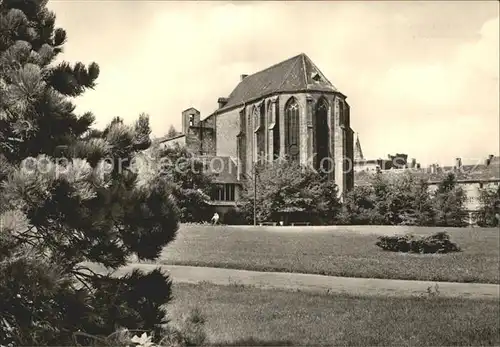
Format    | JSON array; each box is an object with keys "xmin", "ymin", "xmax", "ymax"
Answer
[
  {"xmin": 215, "ymin": 108, "xmax": 240, "ymax": 159},
  {"xmin": 211, "ymin": 91, "xmax": 355, "ymax": 197}
]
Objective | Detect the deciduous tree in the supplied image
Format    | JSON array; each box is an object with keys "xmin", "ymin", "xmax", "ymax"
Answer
[
  {"xmin": 431, "ymin": 173, "xmax": 467, "ymax": 227},
  {"xmin": 140, "ymin": 142, "xmax": 214, "ymax": 223},
  {"xmin": 239, "ymin": 160, "xmax": 341, "ymax": 225},
  {"xmin": 476, "ymin": 185, "xmax": 500, "ymax": 227}
]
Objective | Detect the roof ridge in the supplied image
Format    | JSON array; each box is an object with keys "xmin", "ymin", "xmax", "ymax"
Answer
[
  {"xmin": 227, "ymin": 54, "xmax": 303, "ymax": 100},
  {"xmin": 217, "ymin": 53, "xmax": 341, "ymax": 113},
  {"xmin": 301, "ymin": 54, "xmax": 308, "ymax": 89},
  {"xmin": 270, "ymin": 55, "xmax": 302, "ymax": 95},
  {"xmin": 245, "ymin": 53, "xmax": 303, "ymax": 79},
  {"xmin": 304, "ymin": 54, "xmax": 338, "ymax": 90}
]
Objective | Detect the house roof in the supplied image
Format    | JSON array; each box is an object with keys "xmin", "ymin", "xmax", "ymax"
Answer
[
  {"xmin": 157, "ymin": 133, "xmax": 185, "ymax": 143},
  {"xmin": 354, "ymin": 157, "xmax": 500, "ymax": 186},
  {"xmin": 217, "ymin": 53, "xmax": 339, "ymax": 112}
]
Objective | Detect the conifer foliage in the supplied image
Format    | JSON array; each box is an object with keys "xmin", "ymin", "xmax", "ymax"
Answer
[{"xmin": 0, "ymin": 0, "xmax": 179, "ymax": 345}]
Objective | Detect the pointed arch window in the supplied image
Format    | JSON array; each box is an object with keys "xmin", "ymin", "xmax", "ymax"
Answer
[
  {"xmin": 237, "ymin": 108, "xmax": 246, "ymax": 177},
  {"xmin": 285, "ymin": 98, "xmax": 300, "ymax": 161},
  {"xmin": 315, "ymin": 97, "xmax": 329, "ymax": 172},
  {"xmin": 253, "ymin": 104, "xmax": 265, "ymax": 163},
  {"xmin": 268, "ymin": 100, "xmax": 280, "ymax": 160},
  {"xmin": 253, "ymin": 106, "xmax": 260, "ymax": 132},
  {"xmin": 338, "ymin": 100, "xmax": 345, "ymax": 126}
]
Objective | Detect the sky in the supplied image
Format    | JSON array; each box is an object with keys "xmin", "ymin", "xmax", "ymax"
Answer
[{"xmin": 47, "ymin": 0, "xmax": 499, "ymax": 166}]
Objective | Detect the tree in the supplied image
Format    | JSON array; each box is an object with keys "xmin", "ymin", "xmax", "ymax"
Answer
[
  {"xmin": 339, "ymin": 173, "xmax": 396, "ymax": 225},
  {"xmin": 0, "ymin": 1, "xmax": 179, "ymax": 345},
  {"xmin": 139, "ymin": 141, "xmax": 214, "ymax": 223},
  {"xmin": 390, "ymin": 173, "xmax": 434, "ymax": 226},
  {"xmin": 404, "ymin": 178, "xmax": 435, "ymax": 226},
  {"xmin": 340, "ymin": 172, "xmax": 434, "ymax": 226},
  {"xmin": 238, "ymin": 160, "xmax": 341, "ymax": 225},
  {"xmin": 476, "ymin": 185, "xmax": 500, "ymax": 227},
  {"xmin": 370, "ymin": 173, "xmax": 395, "ymax": 224},
  {"xmin": 167, "ymin": 125, "xmax": 178, "ymax": 138},
  {"xmin": 431, "ymin": 173, "xmax": 467, "ymax": 227}
]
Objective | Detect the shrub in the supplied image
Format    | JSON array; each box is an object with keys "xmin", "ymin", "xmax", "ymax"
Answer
[
  {"xmin": 376, "ymin": 231, "xmax": 460, "ymax": 254},
  {"xmin": 223, "ymin": 208, "xmax": 250, "ymax": 225}
]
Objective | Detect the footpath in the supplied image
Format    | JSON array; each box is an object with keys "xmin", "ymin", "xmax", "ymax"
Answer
[{"xmin": 82, "ymin": 262, "xmax": 500, "ymax": 299}]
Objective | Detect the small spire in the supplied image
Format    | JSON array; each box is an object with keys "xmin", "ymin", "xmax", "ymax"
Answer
[{"xmin": 354, "ymin": 133, "xmax": 364, "ymax": 161}]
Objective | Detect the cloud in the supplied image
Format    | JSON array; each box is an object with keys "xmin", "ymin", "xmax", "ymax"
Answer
[
  {"xmin": 374, "ymin": 16, "xmax": 499, "ymax": 111},
  {"xmin": 457, "ymin": 16, "xmax": 499, "ymax": 77},
  {"xmin": 362, "ymin": 15, "xmax": 499, "ymax": 164}
]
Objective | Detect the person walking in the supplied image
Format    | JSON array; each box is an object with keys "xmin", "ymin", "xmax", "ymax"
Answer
[{"xmin": 211, "ymin": 212, "xmax": 220, "ymax": 226}]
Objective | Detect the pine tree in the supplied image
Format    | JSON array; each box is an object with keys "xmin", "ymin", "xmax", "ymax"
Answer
[{"xmin": 0, "ymin": 0, "xmax": 179, "ymax": 345}]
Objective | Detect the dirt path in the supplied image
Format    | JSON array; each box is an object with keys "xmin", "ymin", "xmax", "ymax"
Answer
[{"xmin": 81, "ymin": 262, "xmax": 500, "ymax": 299}]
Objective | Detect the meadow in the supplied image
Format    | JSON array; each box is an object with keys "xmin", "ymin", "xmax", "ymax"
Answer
[
  {"xmin": 159, "ymin": 225, "xmax": 500, "ymax": 284},
  {"xmin": 168, "ymin": 282, "xmax": 500, "ymax": 346}
]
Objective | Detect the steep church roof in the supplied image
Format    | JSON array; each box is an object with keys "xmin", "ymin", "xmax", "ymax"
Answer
[{"xmin": 218, "ymin": 53, "xmax": 340, "ymax": 112}]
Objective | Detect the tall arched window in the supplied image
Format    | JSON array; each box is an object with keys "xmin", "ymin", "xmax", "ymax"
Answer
[
  {"xmin": 315, "ymin": 97, "xmax": 329, "ymax": 173},
  {"xmin": 268, "ymin": 101, "xmax": 280, "ymax": 160},
  {"xmin": 258, "ymin": 102, "xmax": 265, "ymax": 162},
  {"xmin": 237, "ymin": 109, "xmax": 246, "ymax": 177},
  {"xmin": 252, "ymin": 104, "xmax": 265, "ymax": 163},
  {"xmin": 285, "ymin": 98, "xmax": 300, "ymax": 161}
]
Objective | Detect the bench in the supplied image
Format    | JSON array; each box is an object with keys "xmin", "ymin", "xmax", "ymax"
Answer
[
  {"xmin": 290, "ymin": 222, "xmax": 310, "ymax": 226},
  {"xmin": 259, "ymin": 222, "xmax": 277, "ymax": 226}
]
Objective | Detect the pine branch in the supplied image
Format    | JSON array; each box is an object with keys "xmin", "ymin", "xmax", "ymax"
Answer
[{"xmin": 47, "ymin": 61, "xmax": 99, "ymax": 96}]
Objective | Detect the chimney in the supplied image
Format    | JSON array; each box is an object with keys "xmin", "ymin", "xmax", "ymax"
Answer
[
  {"xmin": 416, "ymin": 163, "xmax": 421, "ymax": 169},
  {"xmin": 240, "ymin": 74, "xmax": 248, "ymax": 81},
  {"xmin": 430, "ymin": 164, "xmax": 436, "ymax": 174},
  {"xmin": 485, "ymin": 154, "xmax": 494, "ymax": 166},
  {"xmin": 455, "ymin": 157, "xmax": 462, "ymax": 169},
  {"xmin": 217, "ymin": 97, "xmax": 228, "ymax": 109}
]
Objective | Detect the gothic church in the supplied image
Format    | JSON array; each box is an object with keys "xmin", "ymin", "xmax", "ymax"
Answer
[{"xmin": 161, "ymin": 53, "xmax": 355, "ymax": 209}]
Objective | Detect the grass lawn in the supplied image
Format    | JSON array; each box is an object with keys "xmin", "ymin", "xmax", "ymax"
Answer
[
  {"xmin": 159, "ymin": 225, "xmax": 500, "ymax": 284},
  {"xmin": 168, "ymin": 282, "xmax": 500, "ymax": 346}
]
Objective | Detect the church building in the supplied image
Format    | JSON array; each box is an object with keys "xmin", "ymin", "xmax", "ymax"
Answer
[{"xmin": 160, "ymin": 53, "xmax": 355, "ymax": 211}]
